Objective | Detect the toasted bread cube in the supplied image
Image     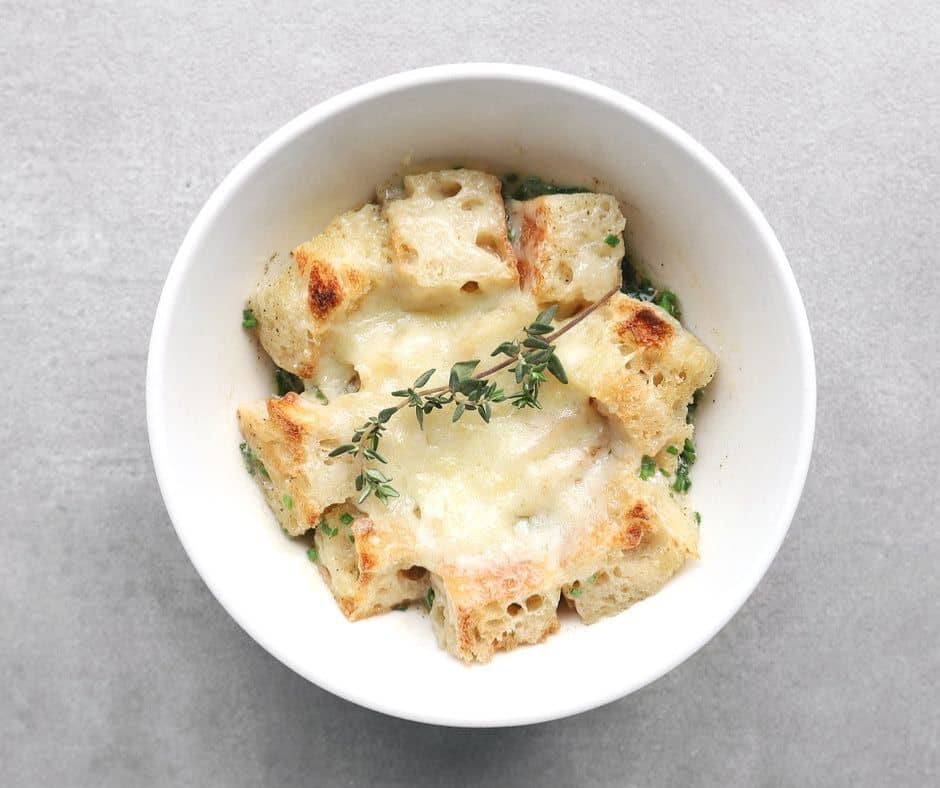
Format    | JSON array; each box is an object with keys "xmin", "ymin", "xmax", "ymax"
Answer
[
  {"xmin": 383, "ymin": 169, "xmax": 517, "ymax": 306},
  {"xmin": 314, "ymin": 504, "xmax": 429, "ymax": 620},
  {"xmin": 560, "ymin": 293, "xmax": 717, "ymax": 455},
  {"xmin": 251, "ymin": 204, "xmax": 389, "ymax": 378},
  {"xmin": 236, "ymin": 392, "xmax": 364, "ymax": 535},
  {"xmin": 427, "ymin": 563, "xmax": 561, "ymax": 663},
  {"xmin": 510, "ymin": 193, "xmax": 624, "ymax": 308},
  {"xmin": 562, "ymin": 477, "xmax": 698, "ymax": 624}
]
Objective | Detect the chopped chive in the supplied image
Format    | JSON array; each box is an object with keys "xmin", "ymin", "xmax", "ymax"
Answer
[
  {"xmin": 694, "ymin": 511, "xmax": 702, "ymax": 525},
  {"xmin": 588, "ymin": 573, "xmax": 598, "ymax": 584},
  {"xmin": 348, "ymin": 534, "xmax": 355, "ymax": 544},
  {"xmin": 425, "ymin": 588, "xmax": 435, "ymax": 610},
  {"xmin": 319, "ymin": 520, "xmax": 338, "ymax": 538},
  {"xmin": 604, "ymin": 234, "xmax": 620, "ymax": 247},
  {"xmin": 339, "ymin": 512, "xmax": 354, "ymax": 525},
  {"xmin": 653, "ymin": 290, "xmax": 680, "ymax": 319},
  {"xmin": 639, "ymin": 455, "xmax": 656, "ymax": 480},
  {"xmin": 242, "ymin": 308, "xmax": 258, "ymax": 329},
  {"xmin": 282, "ymin": 494, "xmax": 293, "ymax": 510},
  {"xmin": 666, "ymin": 445, "xmax": 679, "ymax": 455},
  {"xmin": 306, "ymin": 547, "xmax": 318, "ymax": 563},
  {"xmin": 569, "ymin": 586, "xmax": 583, "ymax": 598}
]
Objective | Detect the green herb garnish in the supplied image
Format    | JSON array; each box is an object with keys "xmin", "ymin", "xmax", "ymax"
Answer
[
  {"xmin": 686, "ymin": 388, "xmax": 704, "ymax": 423},
  {"xmin": 624, "ymin": 277, "xmax": 656, "ymax": 302},
  {"xmin": 672, "ymin": 439, "xmax": 696, "ymax": 493},
  {"xmin": 654, "ymin": 290, "xmax": 680, "ymax": 319},
  {"xmin": 569, "ymin": 586, "xmax": 583, "ymax": 598},
  {"xmin": 239, "ymin": 442, "xmax": 269, "ymax": 479},
  {"xmin": 666, "ymin": 445, "xmax": 679, "ymax": 455},
  {"xmin": 604, "ymin": 234, "xmax": 620, "ymax": 247},
  {"xmin": 319, "ymin": 520, "xmax": 338, "ymax": 538},
  {"xmin": 275, "ymin": 367, "xmax": 305, "ymax": 396},
  {"xmin": 282, "ymin": 494, "xmax": 293, "ymax": 510},
  {"xmin": 639, "ymin": 455, "xmax": 656, "ymax": 480},
  {"xmin": 588, "ymin": 573, "xmax": 598, "ymax": 584},
  {"xmin": 242, "ymin": 308, "xmax": 258, "ymax": 329},
  {"xmin": 425, "ymin": 588, "xmax": 435, "ymax": 610},
  {"xmin": 694, "ymin": 511, "xmax": 701, "ymax": 525},
  {"xmin": 306, "ymin": 547, "xmax": 319, "ymax": 562},
  {"xmin": 507, "ymin": 175, "xmax": 591, "ymax": 201},
  {"xmin": 339, "ymin": 512, "xmax": 354, "ymax": 525}
]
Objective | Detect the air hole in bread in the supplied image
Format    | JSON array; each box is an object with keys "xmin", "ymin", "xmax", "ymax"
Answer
[
  {"xmin": 398, "ymin": 565, "xmax": 428, "ymax": 582},
  {"xmin": 346, "ymin": 370, "xmax": 361, "ymax": 393},
  {"xmin": 507, "ymin": 603, "xmax": 522, "ymax": 616},
  {"xmin": 413, "ymin": 504, "xmax": 422, "ymax": 518},
  {"xmin": 461, "ymin": 281, "xmax": 480, "ymax": 293},
  {"xmin": 475, "ymin": 231, "xmax": 502, "ymax": 258},
  {"xmin": 558, "ymin": 262, "xmax": 573, "ymax": 284},
  {"xmin": 525, "ymin": 594, "xmax": 543, "ymax": 612},
  {"xmin": 437, "ymin": 180, "xmax": 462, "ymax": 198},
  {"xmin": 652, "ymin": 372, "xmax": 664, "ymax": 386},
  {"xmin": 461, "ymin": 197, "xmax": 484, "ymax": 211}
]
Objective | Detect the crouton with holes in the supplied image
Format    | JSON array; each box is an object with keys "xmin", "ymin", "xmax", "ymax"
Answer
[
  {"xmin": 383, "ymin": 169, "xmax": 517, "ymax": 306},
  {"xmin": 236, "ymin": 392, "xmax": 370, "ymax": 535},
  {"xmin": 314, "ymin": 504, "xmax": 429, "ymax": 619},
  {"xmin": 559, "ymin": 292, "xmax": 717, "ymax": 455},
  {"xmin": 426, "ymin": 563, "xmax": 561, "ymax": 663},
  {"xmin": 561, "ymin": 476, "xmax": 699, "ymax": 624},
  {"xmin": 509, "ymin": 193, "xmax": 625, "ymax": 308},
  {"xmin": 250, "ymin": 204, "xmax": 390, "ymax": 378}
]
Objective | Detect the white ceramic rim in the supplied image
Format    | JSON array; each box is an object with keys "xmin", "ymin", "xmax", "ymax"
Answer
[{"xmin": 147, "ymin": 63, "xmax": 817, "ymax": 727}]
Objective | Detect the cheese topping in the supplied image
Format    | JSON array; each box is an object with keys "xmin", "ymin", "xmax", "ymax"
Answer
[{"xmin": 308, "ymin": 286, "xmax": 635, "ymax": 582}]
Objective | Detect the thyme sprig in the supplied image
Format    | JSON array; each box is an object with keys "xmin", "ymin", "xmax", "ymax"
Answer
[{"xmin": 328, "ymin": 286, "xmax": 620, "ymax": 504}]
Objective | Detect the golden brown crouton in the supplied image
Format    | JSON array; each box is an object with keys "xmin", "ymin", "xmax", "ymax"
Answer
[{"xmin": 510, "ymin": 193, "xmax": 625, "ymax": 308}]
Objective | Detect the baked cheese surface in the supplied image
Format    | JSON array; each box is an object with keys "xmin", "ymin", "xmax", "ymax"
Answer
[{"xmin": 238, "ymin": 169, "xmax": 717, "ymax": 662}]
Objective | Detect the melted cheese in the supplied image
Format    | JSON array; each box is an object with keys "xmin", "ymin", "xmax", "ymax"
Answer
[{"xmin": 304, "ymin": 285, "xmax": 643, "ymax": 585}]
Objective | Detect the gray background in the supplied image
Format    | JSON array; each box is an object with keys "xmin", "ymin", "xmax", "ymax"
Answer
[{"xmin": 2, "ymin": 1, "xmax": 938, "ymax": 785}]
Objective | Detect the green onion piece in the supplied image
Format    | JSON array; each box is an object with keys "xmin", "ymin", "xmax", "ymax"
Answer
[
  {"xmin": 604, "ymin": 234, "xmax": 620, "ymax": 247},
  {"xmin": 306, "ymin": 547, "xmax": 318, "ymax": 563},
  {"xmin": 339, "ymin": 513, "xmax": 354, "ymax": 525},
  {"xmin": 569, "ymin": 586, "xmax": 583, "ymax": 598},
  {"xmin": 639, "ymin": 455, "xmax": 656, "ymax": 480},
  {"xmin": 694, "ymin": 511, "xmax": 702, "ymax": 525},
  {"xmin": 425, "ymin": 588, "xmax": 435, "ymax": 610},
  {"xmin": 282, "ymin": 494, "xmax": 293, "ymax": 510},
  {"xmin": 242, "ymin": 308, "xmax": 258, "ymax": 329}
]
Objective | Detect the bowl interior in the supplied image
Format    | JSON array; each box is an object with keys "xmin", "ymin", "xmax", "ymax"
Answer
[{"xmin": 148, "ymin": 67, "xmax": 814, "ymax": 726}]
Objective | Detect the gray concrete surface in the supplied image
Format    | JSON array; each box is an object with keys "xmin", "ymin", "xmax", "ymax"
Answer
[{"xmin": 2, "ymin": 1, "xmax": 938, "ymax": 785}]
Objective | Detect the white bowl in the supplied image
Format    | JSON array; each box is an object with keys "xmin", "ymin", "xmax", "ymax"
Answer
[{"xmin": 147, "ymin": 64, "xmax": 815, "ymax": 727}]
